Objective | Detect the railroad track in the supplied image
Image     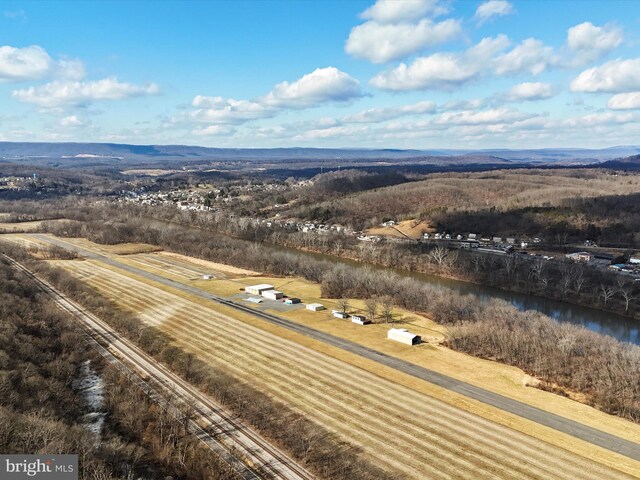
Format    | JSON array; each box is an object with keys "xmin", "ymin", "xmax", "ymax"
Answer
[{"xmin": 2, "ymin": 254, "xmax": 315, "ymax": 480}]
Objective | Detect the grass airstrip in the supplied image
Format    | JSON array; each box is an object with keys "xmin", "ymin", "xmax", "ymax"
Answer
[{"xmin": 2, "ymin": 232, "xmax": 639, "ymax": 479}]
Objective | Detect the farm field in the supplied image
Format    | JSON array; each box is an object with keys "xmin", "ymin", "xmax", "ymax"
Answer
[
  {"xmin": 11, "ymin": 234, "xmax": 637, "ymax": 477},
  {"xmin": 43, "ymin": 256, "xmax": 639, "ymax": 479}
]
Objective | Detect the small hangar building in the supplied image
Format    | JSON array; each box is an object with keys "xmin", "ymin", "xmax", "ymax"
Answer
[
  {"xmin": 387, "ymin": 328, "xmax": 421, "ymax": 345},
  {"xmin": 245, "ymin": 284, "xmax": 275, "ymax": 295}
]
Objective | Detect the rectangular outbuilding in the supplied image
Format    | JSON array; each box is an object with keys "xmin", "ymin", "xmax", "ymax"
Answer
[
  {"xmin": 387, "ymin": 328, "xmax": 421, "ymax": 345},
  {"xmin": 351, "ymin": 315, "xmax": 371, "ymax": 325},
  {"xmin": 245, "ymin": 284, "xmax": 275, "ymax": 295},
  {"xmin": 332, "ymin": 310, "xmax": 349, "ymax": 319},
  {"xmin": 306, "ymin": 303, "xmax": 325, "ymax": 311},
  {"xmin": 284, "ymin": 297, "xmax": 301, "ymax": 304},
  {"xmin": 202, "ymin": 274, "xmax": 213, "ymax": 280},
  {"xmin": 262, "ymin": 290, "xmax": 284, "ymax": 300}
]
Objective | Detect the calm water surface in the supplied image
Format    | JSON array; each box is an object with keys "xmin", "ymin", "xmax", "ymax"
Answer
[{"xmin": 266, "ymin": 243, "xmax": 640, "ymax": 345}]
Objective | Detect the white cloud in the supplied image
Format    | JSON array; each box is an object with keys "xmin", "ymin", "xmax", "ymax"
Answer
[
  {"xmin": 59, "ymin": 115, "xmax": 85, "ymax": 127},
  {"xmin": 567, "ymin": 22, "xmax": 622, "ymax": 65},
  {"xmin": 571, "ymin": 58, "xmax": 640, "ymax": 93},
  {"xmin": 343, "ymin": 100, "xmax": 436, "ymax": 123},
  {"xmin": 608, "ymin": 92, "xmax": 640, "ymax": 110},
  {"xmin": 187, "ymin": 96, "xmax": 274, "ymax": 124},
  {"xmin": 562, "ymin": 111, "xmax": 637, "ymax": 127},
  {"xmin": 192, "ymin": 125, "xmax": 236, "ymax": 136},
  {"xmin": 493, "ymin": 38, "xmax": 554, "ymax": 75},
  {"xmin": 0, "ymin": 45, "xmax": 86, "ymax": 84},
  {"xmin": 179, "ymin": 67, "xmax": 362, "ymax": 126},
  {"xmin": 13, "ymin": 77, "xmax": 160, "ymax": 107},
  {"xmin": 260, "ymin": 67, "xmax": 362, "ymax": 108},
  {"xmin": 57, "ymin": 58, "xmax": 86, "ymax": 81},
  {"xmin": 474, "ymin": 0, "xmax": 514, "ymax": 25},
  {"xmin": 441, "ymin": 98, "xmax": 486, "ymax": 111},
  {"xmin": 294, "ymin": 124, "xmax": 369, "ymax": 141},
  {"xmin": 346, "ymin": 18, "xmax": 461, "ymax": 64},
  {"xmin": 506, "ymin": 82, "xmax": 553, "ymax": 101},
  {"xmin": 360, "ymin": 0, "xmax": 448, "ymax": 23},
  {"xmin": 0, "ymin": 45, "xmax": 53, "ymax": 82},
  {"xmin": 371, "ymin": 35, "xmax": 509, "ymax": 91},
  {"xmin": 434, "ymin": 108, "xmax": 533, "ymax": 125}
]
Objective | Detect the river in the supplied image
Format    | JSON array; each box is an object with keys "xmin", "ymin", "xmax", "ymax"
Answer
[{"xmin": 266, "ymin": 243, "xmax": 640, "ymax": 345}]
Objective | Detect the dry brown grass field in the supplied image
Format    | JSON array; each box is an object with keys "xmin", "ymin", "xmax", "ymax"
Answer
[
  {"xmin": 46, "ymin": 258, "xmax": 640, "ymax": 479},
  {"xmin": 366, "ymin": 219, "xmax": 434, "ymax": 239},
  {"xmin": 19, "ymin": 234, "xmax": 636, "ymax": 479},
  {"xmin": 0, "ymin": 219, "xmax": 67, "ymax": 232}
]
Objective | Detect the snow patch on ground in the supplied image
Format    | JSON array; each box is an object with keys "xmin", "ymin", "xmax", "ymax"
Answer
[{"xmin": 73, "ymin": 360, "xmax": 106, "ymax": 435}]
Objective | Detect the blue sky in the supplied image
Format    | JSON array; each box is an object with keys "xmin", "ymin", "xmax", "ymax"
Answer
[{"xmin": 1, "ymin": 0, "xmax": 640, "ymax": 148}]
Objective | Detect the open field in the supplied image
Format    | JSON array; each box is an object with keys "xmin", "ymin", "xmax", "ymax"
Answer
[
  {"xmin": 366, "ymin": 219, "xmax": 434, "ymax": 239},
  {"xmin": 157, "ymin": 251, "xmax": 258, "ymax": 275},
  {"xmin": 0, "ymin": 233, "xmax": 60, "ymax": 250},
  {"xmin": 0, "ymin": 219, "xmax": 67, "ymax": 232},
  {"xmin": 36, "ymin": 237, "xmax": 163, "ymax": 255},
  {"xmin": 5, "ymin": 235, "xmax": 640, "ymax": 478},
  {"xmin": 46, "ymin": 257, "xmax": 639, "ymax": 479},
  {"xmin": 23, "ymin": 234, "xmax": 640, "ymax": 455}
]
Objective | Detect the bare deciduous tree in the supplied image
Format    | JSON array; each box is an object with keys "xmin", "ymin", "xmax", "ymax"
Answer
[{"xmin": 365, "ymin": 297, "xmax": 378, "ymax": 323}]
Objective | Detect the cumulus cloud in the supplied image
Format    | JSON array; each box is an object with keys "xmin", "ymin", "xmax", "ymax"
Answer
[
  {"xmin": 360, "ymin": 0, "xmax": 448, "ymax": 23},
  {"xmin": 370, "ymin": 35, "xmax": 509, "ymax": 91},
  {"xmin": 346, "ymin": 18, "xmax": 461, "ymax": 64},
  {"xmin": 179, "ymin": 67, "xmax": 362, "ymax": 126},
  {"xmin": 346, "ymin": 0, "xmax": 459, "ymax": 63},
  {"xmin": 493, "ymin": 38, "xmax": 554, "ymax": 75},
  {"xmin": 567, "ymin": 22, "xmax": 623, "ymax": 65},
  {"xmin": 13, "ymin": 77, "xmax": 160, "ymax": 108},
  {"xmin": 260, "ymin": 67, "xmax": 362, "ymax": 108},
  {"xmin": 0, "ymin": 45, "xmax": 53, "ymax": 82},
  {"xmin": 474, "ymin": 0, "xmax": 514, "ymax": 25},
  {"xmin": 505, "ymin": 82, "xmax": 553, "ymax": 101},
  {"xmin": 0, "ymin": 45, "xmax": 86, "ymax": 84},
  {"xmin": 571, "ymin": 58, "xmax": 640, "ymax": 93},
  {"xmin": 343, "ymin": 100, "xmax": 436, "ymax": 123},
  {"xmin": 607, "ymin": 92, "xmax": 640, "ymax": 110}
]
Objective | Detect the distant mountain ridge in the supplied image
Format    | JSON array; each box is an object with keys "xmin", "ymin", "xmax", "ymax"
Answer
[{"xmin": 1, "ymin": 142, "xmax": 638, "ymax": 165}]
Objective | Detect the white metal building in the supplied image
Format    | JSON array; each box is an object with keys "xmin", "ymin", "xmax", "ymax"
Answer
[
  {"xmin": 245, "ymin": 284, "xmax": 275, "ymax": 295},
  {"xmin": 387, "ymin": 328, "xmax": 421, "ymax": 345},
  {"xmin": 262, "ymin": 290, "xmax": 284, "ymax": 300},
  {"xmin": 351, "ymin": 315, "xmax": 370, "ymax": 325},
  {"xmin": 306, "ymin": 303, "xmax": 325, "ymax": 311},
  {"xmin": 332, "ymin": 310, "xmax": 349, "ymax": 319}
]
